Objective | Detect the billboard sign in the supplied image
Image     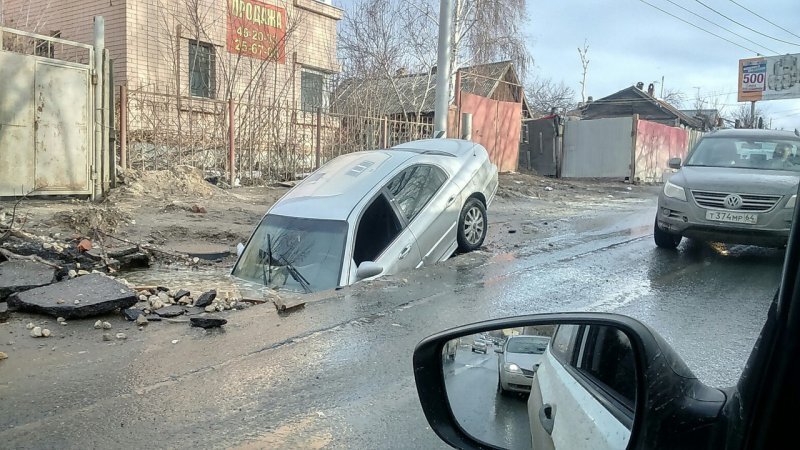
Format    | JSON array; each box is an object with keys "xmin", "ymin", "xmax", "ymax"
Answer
[
  {"xmin": 738, "ymin": 54, "xmax": 800, "ymax": 102},
  {"xmin": 227, "ymin": 0, "xmax": 286, "ymax": 63}
]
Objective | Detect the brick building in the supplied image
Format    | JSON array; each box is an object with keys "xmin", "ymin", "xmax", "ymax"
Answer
[{"xmin": 2, "ymin": 0, "xmax": 342, "ymax": 109}]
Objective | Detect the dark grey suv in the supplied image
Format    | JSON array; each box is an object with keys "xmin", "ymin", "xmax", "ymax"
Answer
[{"xmin": 655, "ymin": 129, "xmax": 800, "ymax": 248}]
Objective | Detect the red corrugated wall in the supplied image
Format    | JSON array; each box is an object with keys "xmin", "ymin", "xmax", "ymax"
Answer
[
  {"xmin": 459, "ymin": 92, "xmax": 521, "ymax": 172},
  {"xmin": 634, "ymin": 120, "xmax": 689, "ymax": 183}
]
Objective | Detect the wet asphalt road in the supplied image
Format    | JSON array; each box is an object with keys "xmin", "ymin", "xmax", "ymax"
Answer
[
  {"xmin": 444, "ymin": 346, "xmax": 532, "ymax": 450},
  {"xmin": 0, "ymin": 199, "xmax": 785, "ymax": 449}
]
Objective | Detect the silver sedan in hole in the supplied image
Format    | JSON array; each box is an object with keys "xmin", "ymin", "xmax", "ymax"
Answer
[
  {"xmin": 655, "ymin": 129, "xmax": 800, "ymax": 249},
  {"xmin": 231, "ymin": 139, "xmax": 498, "ymax": 293}
]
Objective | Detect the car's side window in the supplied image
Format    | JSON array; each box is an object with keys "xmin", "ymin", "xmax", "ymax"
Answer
[
  {"xmin": 576, "ymin": 326, "xmax": 636, "ymax": 408},
  {"xmin": 352, "ymin": 193, "xmax": 403, "ymax": 265},
  {"xmin": 384, "ymin": 165, "xmax": 448, "ymax": 222},
  {"xmin": 550, "ymin": 324, "xmax": 580, "ymax": 364}
]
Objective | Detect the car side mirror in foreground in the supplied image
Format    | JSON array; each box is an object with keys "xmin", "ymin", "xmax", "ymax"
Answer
[
  {"xmin": 236, "ymin": 242, "xmax": 244, "ymax": 257},
  {"xmin": 414, "ymin": 313, "xmax": 725, "ymax": 450},
  {"xmin": 494, "ymin": 348, "xmax": 502, "ymax": 354},
  {"xmin": 668, "ymin": 157, "xmax": 682, "ymax": 169},
  {"xmin": 356, "ymin": 261, "xmax": 383, "ymax": 279}
]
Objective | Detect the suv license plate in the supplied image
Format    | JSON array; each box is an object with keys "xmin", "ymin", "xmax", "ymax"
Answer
[{"xmin": 706, "ymin": 211, "xmax": 758, "ymax": 224}]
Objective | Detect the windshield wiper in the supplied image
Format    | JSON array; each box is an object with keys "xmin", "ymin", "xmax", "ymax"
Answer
[
  {"xmin": 275, "ymin": 251, "xmax": 312, "ymax": 293},
  {"xmin": 258, "ymin": 234, "xmax": 274, "ymax": 287},
  {"xmin": 259, "ymin": 233, "xmax": 312, "ymax": 293}
]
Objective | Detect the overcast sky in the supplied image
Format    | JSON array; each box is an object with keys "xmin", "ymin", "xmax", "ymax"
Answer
[
  {"xmin": 524, "ymin": 0, "xmax": 800, "ymax": 130},
  {"xmin": 334, "ymin": 0, "xmax": 800, "ymax": 130}
]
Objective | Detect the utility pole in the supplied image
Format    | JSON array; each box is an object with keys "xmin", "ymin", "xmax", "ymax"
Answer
[
  {"xmin": 433, "ymin": 0, "xmax": 453, "ymax": 138},
  {"xmin": 660, "ymin": 75, "xmax": 664, "ymax": 98},
  {"xmin": 750, "ymin": 101, "xmax": 756, "ymax": 128}
]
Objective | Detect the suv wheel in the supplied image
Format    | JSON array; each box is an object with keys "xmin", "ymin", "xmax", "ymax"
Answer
[{"xmin": 654, "ymin": 219, "xmax": 682, "ymax": 249}]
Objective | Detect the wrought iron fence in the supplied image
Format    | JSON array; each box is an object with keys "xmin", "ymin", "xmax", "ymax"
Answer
[{"xmin": 120, "ymin": 89, "xmax": 435, "ymax": 184}]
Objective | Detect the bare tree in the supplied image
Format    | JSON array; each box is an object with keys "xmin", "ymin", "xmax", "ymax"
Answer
[
  {"xmin": 525, "ymin": 75, "xmax": 576, "ymax": 115},
  {"xmin": 577, "ymin": 40, "xmax": 589, "ymax": 103},
  {"xmin": 731, "ymin": 103, "xmax": 768, "ymax": 129},
  {"xmin": 339, "ymin": 0, "xmax": 532, "ymax": 111},
  {"xmin": 661, "ymin": 88, "xmax": 686, "ymax": 108}
]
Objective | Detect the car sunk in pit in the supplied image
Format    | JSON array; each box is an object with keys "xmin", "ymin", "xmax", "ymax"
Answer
[
  {"xmin": 655, "ymin": 129, "xmax": 800, "ymax": 249},
  {"xmin": 231, "ymin": 139, "xmax": 499, "ymax": 293}
]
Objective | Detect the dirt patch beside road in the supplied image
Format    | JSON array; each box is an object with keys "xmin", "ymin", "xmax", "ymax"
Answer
[
  {"xmin": 1, "ymin": 169, "xmax": 657, "ymax": 269},
  {"xmin": 1, "ymin": 166, "xmax": 287, "ymax": 262}
]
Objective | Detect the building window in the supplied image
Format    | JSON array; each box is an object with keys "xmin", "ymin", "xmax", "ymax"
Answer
[
  {"xmin": 189, "ymin": 40, "xmax": 215, "ymax": 98},
  {"xmin": 301, "ymin": 69, "xmax": 328, "ymax": 112}
]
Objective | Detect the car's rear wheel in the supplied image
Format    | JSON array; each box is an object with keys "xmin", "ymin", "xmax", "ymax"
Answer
[
  {"xmin": 654, "ymin": 219, "xmax": 682, "ymax": 249},
  {"xmin": 458, "ymin": 198, "xmax": 487, "ymax": 252}
]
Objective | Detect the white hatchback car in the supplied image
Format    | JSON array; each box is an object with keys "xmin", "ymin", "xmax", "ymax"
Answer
[
  {"xmin": 496, "ymin": 335, "xmax": 550, "ymax": 394},
  {"xmin": 231, "ymin": 139, "xmax": 498, "ymax": 293},
  {"xmin": 527, "ymin": 324, "xmax": 635, "ymax": 450}
]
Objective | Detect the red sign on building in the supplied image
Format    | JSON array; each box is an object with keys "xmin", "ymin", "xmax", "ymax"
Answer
[{"xmin": 227, "ymin": 0, "xmax": 286, "ymax": 63}]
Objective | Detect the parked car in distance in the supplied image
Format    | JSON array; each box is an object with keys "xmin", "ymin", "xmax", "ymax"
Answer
[
  {"xmin": 655, "ymin": 129, "xmax": 800, "ymax": 249},
  {"xmin": 231, "ymin": 139, "xmax": 498, "ymax": 293},
  {"xmin": 471, "ymin": 339, "xmax": 487, "ymax": 354},
  {"xmin": 495, "ymin": 335, "xmax": 551, "ymax": 395}
]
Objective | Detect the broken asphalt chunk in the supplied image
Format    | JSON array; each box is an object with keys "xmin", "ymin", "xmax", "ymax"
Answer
[
  {"xmin": 173, "ymin": 289, "xmax": 190, "ymax": 302},
  {"xmin": 193, "ymin": 290, "xmax": 217, "ymax": 308},
  {"xmin": 190, "ymin": 316, "xmax": 227, "ymax": 329},
  {"xmin": 121, "ymin": 308, "xmax": 144, "ymax": 321},
  {"xmin": 6, "ymin": 273, "xmax": 137, "ymax": 319},
  {"xmin": 0, "ymin": 261, "xmax": 57, "ymax": 301},
  {"xmin": 154, "ymin": 305, "xmax": 185, "ymax": 318}
]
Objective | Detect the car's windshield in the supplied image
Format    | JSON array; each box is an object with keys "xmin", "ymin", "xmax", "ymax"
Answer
[
  {"xmin": 686, "ymin": 137, "xmax": 800, "ymax": 171},
  {"xmin": 506, "ymin": 336, "xmax": 550, "ymax": 354},
  {"xmin": 232, "ymin": 214, "xmax": 348, "ymax": 293}
]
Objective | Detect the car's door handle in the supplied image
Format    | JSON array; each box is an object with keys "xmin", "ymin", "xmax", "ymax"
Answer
[
  {"xmin": 399, "ymin": 246, "xmax": 411, "ymax": 259},
  {"xmin": 446, "ymin": 196, "xmax": 456, "ymax": 206},
  {"xmin": 539, "ymin": 403, "xmax": 555, "ymax": 435}
]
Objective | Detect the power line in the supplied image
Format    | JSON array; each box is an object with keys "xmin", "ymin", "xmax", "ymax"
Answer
[
  {"xmin": 694, "ymin": 0, "xmax": 800, "ymax": 48},
  {"xmin": 636, "ymin": 0, "xmax": 761, "ymax": 54},
  {"xmin": 728, "ymin": 0, "xmax": 800, "ymax": 41},
  {"xmin": 664, "ymin": 0, "xmax": 777, "ymax": 54}
]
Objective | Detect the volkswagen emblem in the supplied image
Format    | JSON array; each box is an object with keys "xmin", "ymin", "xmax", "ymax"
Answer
[{"xmin": 724, "ymin": 194, "xmax": 743, "ymax": 209}]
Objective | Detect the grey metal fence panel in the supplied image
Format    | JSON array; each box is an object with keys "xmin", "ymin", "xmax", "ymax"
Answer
[
  {"xmin": 562, "ymin": 117, "xmax": 633, "ymax": 178},
  {"xmin": 0, "ymin": 52, "xmax": 36, "ymax": 195},
  {"xmin": 0, "ymin": 26, "xmax": 94, "ymax": 197},
  {"xmin": 34, "ymin": 60, "xmax": 91, "ymax": 193}
]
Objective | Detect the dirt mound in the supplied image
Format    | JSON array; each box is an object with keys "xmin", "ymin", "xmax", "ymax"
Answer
[
  {"xmin": 110, "ymin": 165, "xmax": 222, "ymax": 201},
  {"xmin": 50, "ymin": 205, "xmax": 133, "ymax": 234}
]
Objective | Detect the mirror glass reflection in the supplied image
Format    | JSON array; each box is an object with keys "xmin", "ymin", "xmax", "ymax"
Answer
[{"xmin": 442, "ymin": 323, "xmax": 636, "ymax": 450}]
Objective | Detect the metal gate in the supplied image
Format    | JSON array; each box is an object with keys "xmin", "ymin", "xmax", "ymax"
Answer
[
  {"xmin": 0, "ymin": 26, "xmax": 99, "ymax": 197},
  {"xmin": 562, "ymin": 117, "xmax": 634, "ymax": 178},
  {"xmin": 519, "ymin": 117, "xmax": 561, "ymax": 177}
]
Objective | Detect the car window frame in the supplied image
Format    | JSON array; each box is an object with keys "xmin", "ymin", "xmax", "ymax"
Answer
[
  {"xmin": 560, "ymin": 325, "xmax": 636, "ymax": 429},
  {"xmin": 550, "ymin": 324, "xmax": 582, "ymax": 365},
  {"xmin": 383, "ymin": 163, "xmax": 450, "ymax": 224},
  {"xmin": 350, "ymin": 190, "xmax": 409, "ymax": 268}
]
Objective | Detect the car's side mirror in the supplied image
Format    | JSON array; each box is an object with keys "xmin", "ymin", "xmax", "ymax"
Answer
[
  {"xmin": 236, "ymin": 242, "xmax": 244, "ymax": 257},
  {"xmin": 668, "ymin": 157, "xmax": 682, "ymax": 169},
  {"xmin": 493, "ymin": 348, "xmax": 502, "ymax": 354},
  {"xmin": 356, "ymin": 261, "xmax": 383, "ymax": 279},
  {"xmin": 413, "ymin": 313, "xmax": 726, "ymax": 450}
]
